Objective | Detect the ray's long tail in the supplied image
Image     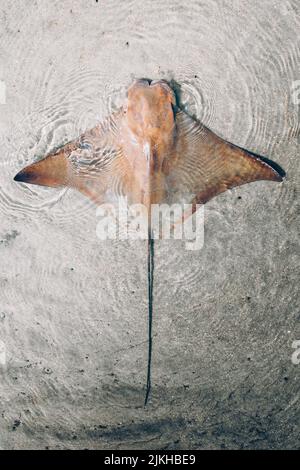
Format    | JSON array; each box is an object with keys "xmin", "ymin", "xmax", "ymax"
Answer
[{"xmin": 144, "ymin": 227, "xmax": 154, "ymax": 406}]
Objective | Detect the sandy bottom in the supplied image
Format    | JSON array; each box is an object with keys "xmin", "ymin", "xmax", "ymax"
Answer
[{"xmin": 0, "ymin": 0, "xmax": 299, "ymax": 449}]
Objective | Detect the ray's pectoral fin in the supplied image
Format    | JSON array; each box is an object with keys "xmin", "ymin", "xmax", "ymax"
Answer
[
  {"xmin": 191, "ymin": 143, "xmax": 285, "ymax": 207},
  {"xmin": 14, "ymin": 147, "xmax": 71, "ymax": 188},
  {"xmin": 169, "ymin": 110, "xmax": 285, "ymax": 213},
  {"xmin": 14, "ymin": 141, "xmax": 112, "ymax": 205},
  {"xmin": 13, "ymin": 110, "xmax": 130, "ymax": 205}
]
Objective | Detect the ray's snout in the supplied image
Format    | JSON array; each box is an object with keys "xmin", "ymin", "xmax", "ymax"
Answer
[{"xmin": 126, "ymin": 79, "xmax": 176, "ymax": 143}]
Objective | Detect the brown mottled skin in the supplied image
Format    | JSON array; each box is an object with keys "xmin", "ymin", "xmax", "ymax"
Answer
[
  {"xmin": 14, "ymin": 79, "xmax": 285, "ymax": 221},
  {"xmin": 13, "ymin": 79, "xmax": 286, "ymax": 406}
]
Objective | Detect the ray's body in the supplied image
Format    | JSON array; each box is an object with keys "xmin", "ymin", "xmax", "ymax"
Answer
[{"xmin": 14, "ymin": 79, "xmax": 285, "ymax": 405}]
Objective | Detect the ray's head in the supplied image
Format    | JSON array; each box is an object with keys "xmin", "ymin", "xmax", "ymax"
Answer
[{"xmin": 125, "ymin": 79, "xmax": 176, "ymax": 142}]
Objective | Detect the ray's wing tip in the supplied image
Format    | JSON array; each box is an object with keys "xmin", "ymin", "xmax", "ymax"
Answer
[
  {"xmin": 14, "ymin": 168, "xmax": 38, "ymax": 184},
  {"xmin": 262, "ymin": 157, "xmax": 286, "ymax": 182},
  {"xmin": 14, "ymin": 170, "xmax": 27, "ymax": 182},
  {"xmin": 275, "ymin": 171, "xmax": 285, "ymax": 183},
  {"xmin": 235, "ymin": 145, "xmax": 286, "ymax": 183}
]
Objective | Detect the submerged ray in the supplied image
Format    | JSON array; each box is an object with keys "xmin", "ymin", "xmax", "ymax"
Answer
[{"xmin": 14, "ymin": 79, "xmax": 285, "ymax": 404}]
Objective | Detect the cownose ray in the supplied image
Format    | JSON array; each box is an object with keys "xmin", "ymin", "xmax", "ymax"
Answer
[{"xmin": 14, "ymin": 79, "xmax": 285, "ymax": 405}]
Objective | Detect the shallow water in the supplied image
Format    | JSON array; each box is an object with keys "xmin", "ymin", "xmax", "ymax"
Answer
[{"xmin": 0, "ymin": 0, "xmax": 299, "ymax": 449}]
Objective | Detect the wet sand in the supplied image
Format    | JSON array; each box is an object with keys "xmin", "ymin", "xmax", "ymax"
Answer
[{"xmin": 0, "ymin": 0, "xmax": 299, "ymax": 449}]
